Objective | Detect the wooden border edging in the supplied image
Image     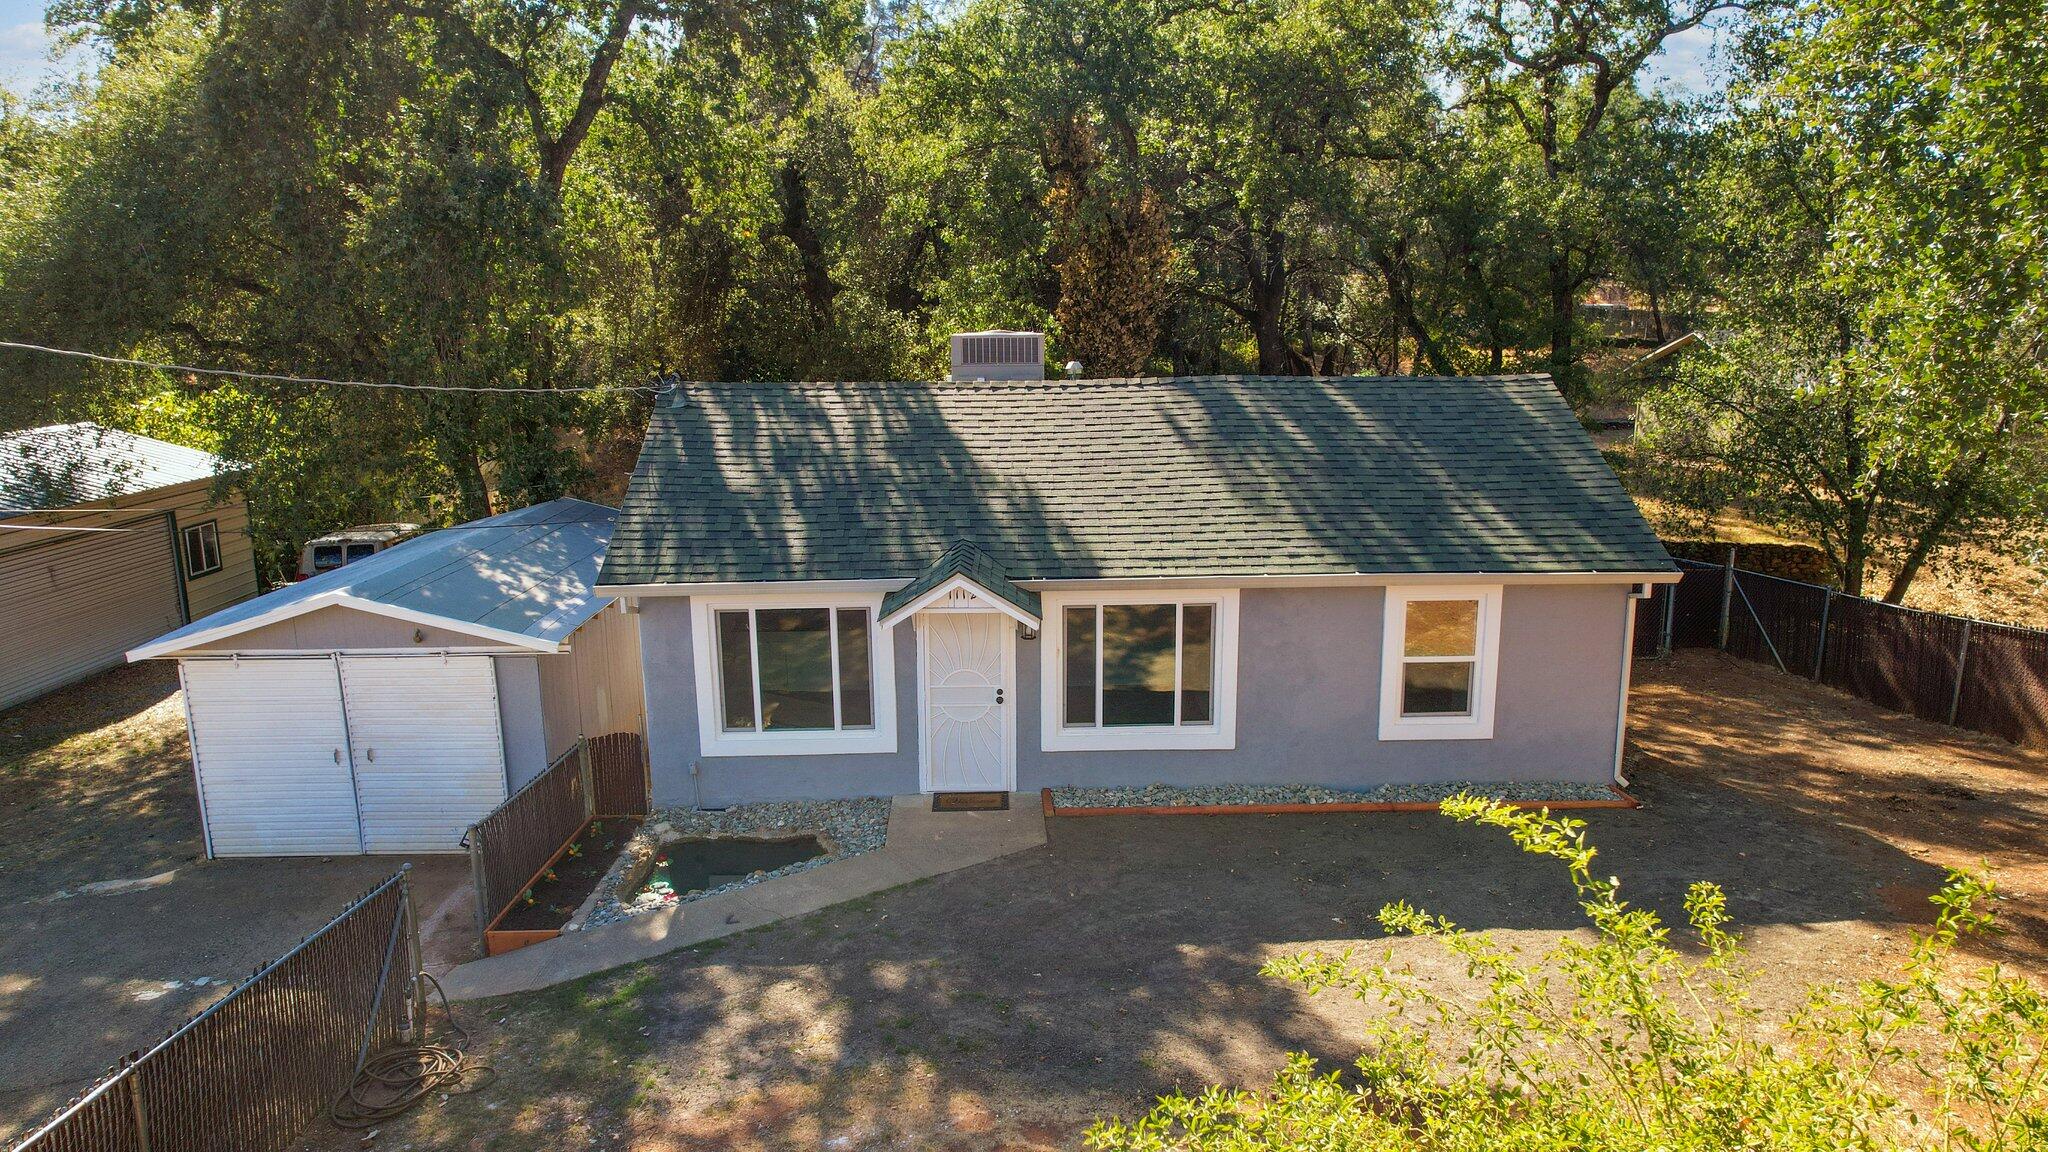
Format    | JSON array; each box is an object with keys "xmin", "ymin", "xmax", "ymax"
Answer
[
  {"xmin": 479, "ymin": 817, "xmax": 589, "ymax": 957},
  {"xmin": 1041, "ymin": 784, "xmax": 1639, "ymax": 818}
]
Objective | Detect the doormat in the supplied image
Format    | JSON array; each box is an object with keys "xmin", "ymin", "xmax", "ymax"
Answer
[{"xmin": 933, "ymin": 792, "xmax": 1010, "ymax": 812}]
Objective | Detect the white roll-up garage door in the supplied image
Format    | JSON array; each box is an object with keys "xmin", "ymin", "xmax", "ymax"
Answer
[
  {"xmin": 0, "ymin": 515, "xmax": 185, "ymax": 711},
  {"xmin": 339, "ymin": 656, "xmax": 508, "ymax": 853},
  {"xmin": 183, "ymin": 658, "xmax": 363, "ymax": 857}
]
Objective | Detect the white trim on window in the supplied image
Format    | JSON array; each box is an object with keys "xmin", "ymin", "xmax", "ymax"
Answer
[
  {"xmin": 182, "ymin": 519, "xmax": 222, "ymax": 578},
  {"xmin": 1379, "ymin": 584, "xmax": 1502, "ymax": 741},
  {"xmin": 1038, "ymin": 588, "xmax": 1239, "ymax": 752},
  {"xmin": 688, "ymin": 592, "xmax": 898, "ymax": 757}
]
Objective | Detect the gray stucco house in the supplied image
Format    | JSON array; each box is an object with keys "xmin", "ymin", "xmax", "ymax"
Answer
[{"xmin": 598, "ymin": 373, "xmax": 1678, "ymax": 808}]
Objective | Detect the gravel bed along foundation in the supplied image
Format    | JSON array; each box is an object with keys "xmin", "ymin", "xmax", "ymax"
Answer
[
  {"xmin": 575, "ymin": 798, "xmax": 890, "ymax": 930},
  {"xmin": 1047, "ymin": 780, "xmax": 1620, "ymax": 810}
]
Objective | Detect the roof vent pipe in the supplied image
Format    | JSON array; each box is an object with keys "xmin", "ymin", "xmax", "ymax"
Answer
[{"xmin": 1064, "ymin": 360, "xmax": 1084, "ymax": 379}]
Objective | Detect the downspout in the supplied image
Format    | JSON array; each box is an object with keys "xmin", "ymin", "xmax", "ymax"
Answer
[{"xmin": 1614, "ymin": 583, "xmax": 1653, "ymax": 788}]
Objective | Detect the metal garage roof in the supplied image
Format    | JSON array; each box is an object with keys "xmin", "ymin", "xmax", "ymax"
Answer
[
  {"xmin": 129, "ymin": 499, "xmax": 619, "ymax": 659},
  {"xmin": 1, "ymin": 423, "xmax": 228, "ymax": 513}
]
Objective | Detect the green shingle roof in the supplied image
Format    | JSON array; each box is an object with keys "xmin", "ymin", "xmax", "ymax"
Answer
[
  {"xmin": 879, "ymin": 540, "xmax": 1043, "ymax": 622},
  {"xmin": 599, "ymin": 374, "xmax": 1674, "ymax": 587}
]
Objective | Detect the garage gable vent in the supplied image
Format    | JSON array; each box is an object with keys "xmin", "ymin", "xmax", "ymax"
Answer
[{"xmin": 949, "ymin": 331, "xmax": 1045, "ymax": 381}]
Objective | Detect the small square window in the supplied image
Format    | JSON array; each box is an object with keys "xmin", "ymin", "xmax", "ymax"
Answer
[{"xmin": 182, "ymin": 521, "xmax": 222, "ymax": 578}]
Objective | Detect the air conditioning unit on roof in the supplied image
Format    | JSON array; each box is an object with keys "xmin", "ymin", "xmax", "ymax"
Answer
[{"xmin": 949, "ymin": 331, "xmax": 1045, "ymax": 381}]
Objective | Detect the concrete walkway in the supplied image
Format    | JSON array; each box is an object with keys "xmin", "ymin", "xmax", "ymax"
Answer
[{"xmin": 439, "ymin": 794, "xmax": 1047, "ymax": 1000}]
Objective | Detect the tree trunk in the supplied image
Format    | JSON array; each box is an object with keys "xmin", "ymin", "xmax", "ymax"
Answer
[
  {"xmin": 1839, "ymin": 501, "xmax": 1870, "ymax": 599},
  {"xmin": 1545, "ymin": 255, "xmax": 1577, "ymax": 395},
  {"xmin": 1374, "ymin": 243, "xmax": 1453, "ymax": 375},
  {"xmin": 1249, "ymin": 232, "xmax": 1293, "ymax": 374},
  {"xmin": 776, "ymin": 159, "xmax": 836, "ymax": 323},
  {"xmin": 1882, "ymin": 424, "xmax": 2010, "ymax": 602}
]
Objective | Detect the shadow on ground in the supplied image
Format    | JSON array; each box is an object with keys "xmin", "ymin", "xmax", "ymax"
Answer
[
  {"xmin": 294, "ymin": 652, "xmax": 2036, "ymax": 1152},
  {"xmin": 0, "ymin": 664, "xmax": 475, "ymax": 1143}
]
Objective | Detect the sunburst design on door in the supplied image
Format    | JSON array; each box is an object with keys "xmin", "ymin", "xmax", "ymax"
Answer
[{"xmin": 926, "ymin": 614, "xmax": 1007, "ymax": 791}]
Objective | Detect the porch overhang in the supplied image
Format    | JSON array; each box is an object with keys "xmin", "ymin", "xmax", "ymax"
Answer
[{"xmin": 877, "ymin": 542, "xmax": 1042, "ymax": 630}]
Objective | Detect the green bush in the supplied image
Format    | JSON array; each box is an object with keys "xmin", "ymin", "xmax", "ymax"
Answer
[{"xmin": 1088, "ymin": 796, "xmax": 2048, "ymax": 1151}]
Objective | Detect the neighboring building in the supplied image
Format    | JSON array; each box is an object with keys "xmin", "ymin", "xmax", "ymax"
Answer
[
  {"xmin": 0, "ymin": 423, "xmax": 259, "ymax": 712},
  {"xmin": 128, "ymin": 499, "xmax": 643, "ymax": 858},
  {"xmin": 597, "ymin": 373, "xmax": 1679, "ymax": 808},
  {"xmin": 297, "ymin": 523, "xmax": 422, "ymax": 580}
]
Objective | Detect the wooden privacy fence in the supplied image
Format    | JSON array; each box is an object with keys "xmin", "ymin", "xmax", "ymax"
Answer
[
  {"xmin": 1635, "ymin": 557, "xmax": 2048, "ymax": 746},
  {"xmin": 464, "ymin": 731, "xmax": 648, "ymax": 955},
  {"xmin": 11, "ymin": 869, "xmax": 418, "ymax": 1152}
]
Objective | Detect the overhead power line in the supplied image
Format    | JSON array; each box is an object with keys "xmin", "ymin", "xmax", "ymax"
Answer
[{"xmin": 0, "ymin": 340, "xmax": 672, "ymax": 396}]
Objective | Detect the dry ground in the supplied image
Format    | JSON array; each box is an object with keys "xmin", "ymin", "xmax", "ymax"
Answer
[
  {"xmin": 0, "ymin": 666, "xmax": 474, "ymax": 1141},
  {"xmin": 294, "ymin": 650, "xmax": 2048, "ymax": 1152}
]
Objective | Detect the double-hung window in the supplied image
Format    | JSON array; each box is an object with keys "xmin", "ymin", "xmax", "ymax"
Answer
[
  {"xmin": 691, "ymin": 596, "xmax": 896, "ymax": 756},
  {"xmin": 1379, "ymin": 585, "xmax": 1502, "ymax": 740},
  {"xmin": 1041, "ymin": 591, "xmax": 1238, "ymax": 751}
]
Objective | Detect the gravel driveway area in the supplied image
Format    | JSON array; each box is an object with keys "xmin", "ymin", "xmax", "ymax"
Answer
[
  {"xmin": 294, "ymin": 648, "xmax": 2048, "ymax": 1152},
  {"xmin": 0, "ymin": 664, "xmax": 475, "ymax": 1142}
]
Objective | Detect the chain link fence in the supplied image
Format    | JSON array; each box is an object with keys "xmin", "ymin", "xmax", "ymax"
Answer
[
  {"xmin": 11, "ymin": 870, "xmax": 418, "ymax": 1152},
  {"xmin": 1636, "ymin": 556, "xmax": 2048, "ymax": 746}
]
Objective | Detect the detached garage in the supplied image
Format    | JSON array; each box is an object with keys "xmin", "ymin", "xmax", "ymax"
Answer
[{"xmin": 128, "ymin": 499, "xmax": 644, "ymax": 857}]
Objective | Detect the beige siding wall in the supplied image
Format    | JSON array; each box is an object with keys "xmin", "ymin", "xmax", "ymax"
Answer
[
  {"xmin": 0, "ymin": 478, "xmax": 258, "ymax": 710},
  {"xmin": 158, "ymin": 480, "xmax": 261, "ymax": 620},
  {"xmin": 187, "ymin": 604, "xmax": 495, "ymax": 652},
  {"xmin": 537, "ymin": 601, "xmax": 645, "ymax": 759},
  {"xmin": 0, "ymin": 508, "xmax": 186, "ymax": 710}
]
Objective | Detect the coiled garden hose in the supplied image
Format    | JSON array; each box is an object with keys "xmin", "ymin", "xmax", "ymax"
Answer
[{"xmin": 330, "ymin": 972, "xmax": 495, "ymax": 1129}]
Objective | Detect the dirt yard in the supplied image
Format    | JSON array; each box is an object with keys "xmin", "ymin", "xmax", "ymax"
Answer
[
  {"xmin": 0, "ymin": 666, "xmax": 475, "ymax": 1142},
  {"xmin": 288, "ymin": 649, "xmax": 2048, "ymax": 1152}
]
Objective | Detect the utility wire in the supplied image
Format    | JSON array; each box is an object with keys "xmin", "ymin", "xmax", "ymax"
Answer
[{"xmin": 0, "ymin": 340, "xmax": 673, "ymax": 396}]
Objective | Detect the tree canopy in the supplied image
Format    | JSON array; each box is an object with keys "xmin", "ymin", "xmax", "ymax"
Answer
[{"xmin": 0, "ymin": 0, "xmax": 2039, "ymax": 600}]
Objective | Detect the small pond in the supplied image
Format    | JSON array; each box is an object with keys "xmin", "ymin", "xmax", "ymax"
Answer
[{"xmin": 632, "ymin": 835, "xmax": 827, "ymax": 902}]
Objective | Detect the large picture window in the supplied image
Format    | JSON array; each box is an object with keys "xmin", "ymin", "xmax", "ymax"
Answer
[
  {"xmin": 1061, "ymin": 602, "xmax": 1215, "ymax": 728},
  {"xmin": 691, "ymin": 595, "xmax": 897, "ymax": 756},
  {"xmin": 1379, "ymin": 586, "xmax": 1502, "ymax": 740},
  {"xmin": 1041, "ymin": 591, "xmax": 1238, "ymax": 751},
  {"xmin": 715, "ymin": 606, "xmax": 875, "ymax": 733}
]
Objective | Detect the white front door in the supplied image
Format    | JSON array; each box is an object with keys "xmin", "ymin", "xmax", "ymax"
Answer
[
  {"xmin": 921, "ymin": 612, "xmax": 1013, "ymax": 792},
  {"xmin": 339, "ymin": 656, "xmax": 508, "ymax": 853}
]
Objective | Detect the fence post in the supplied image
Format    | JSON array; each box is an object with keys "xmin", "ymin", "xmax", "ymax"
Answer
[
  {"xmin": 401, "ymin": 862, "xmax": 425, "ymax": 1040},
  {"xmin": 641, "ymin": 733, "xmax": 654, "ymax": 815},
  {"xmin": 578, "ymin": 736, "xmax": 595, "ymax": 822},
  {"xmin": 1660, "ymin": 583, "xmax": 1676, "ymax": 657},
  {"xmin": 1948, "ymin": 620, "xmax": 1973, "ymax": 726},
  {"xmin": 127, "ymin": 1055, "xmax": 150, "ymax": 1152},
  {"xmin": 1718, "ymin": 546, "xmax": 1737, "ymax": 650},
  {"xmin": 1812, "ymin": 590, "xmax": 1833, "ymax": 681},
  {"xmin": 466, "ymin": 825, "xmax": 490, "ymax": 955}
]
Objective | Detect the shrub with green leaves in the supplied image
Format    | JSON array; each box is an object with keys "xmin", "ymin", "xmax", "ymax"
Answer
[{"xmin": 1088, "ymin": 796, "xmax": 2048, "ymax": 1151}]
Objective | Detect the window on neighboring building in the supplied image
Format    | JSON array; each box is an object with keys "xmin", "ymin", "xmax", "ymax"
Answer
[
  {"xmin": 713, "ymin": 606, "xmax": 876, "ymax": 734},
  {"xmin": 1041, "ymin": 591, "xmax": 1238, "ymax": 751},
  {"xmin": 1379, "ymin": 586, "xmax": 1502, "ymax": 741},
  {"xmin": 182, "ymin": 521, "xmax": 222, "ymax": 578}
]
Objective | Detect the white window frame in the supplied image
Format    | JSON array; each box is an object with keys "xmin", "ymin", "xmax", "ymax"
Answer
[
  {"xmin": 1379, "ymin": 584, "xmax": 1502, "ymax": 741},
  {"xmin": 689, "ymin": 592, "xmax": 897, "ymax": 757},
  {"xmin": 1039, "ymin": 588, "xmax": 1239, "ymax": 752},
  {"xmin": 183, "ymin": 520, "xmax": 222, "ymax": 578}
]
